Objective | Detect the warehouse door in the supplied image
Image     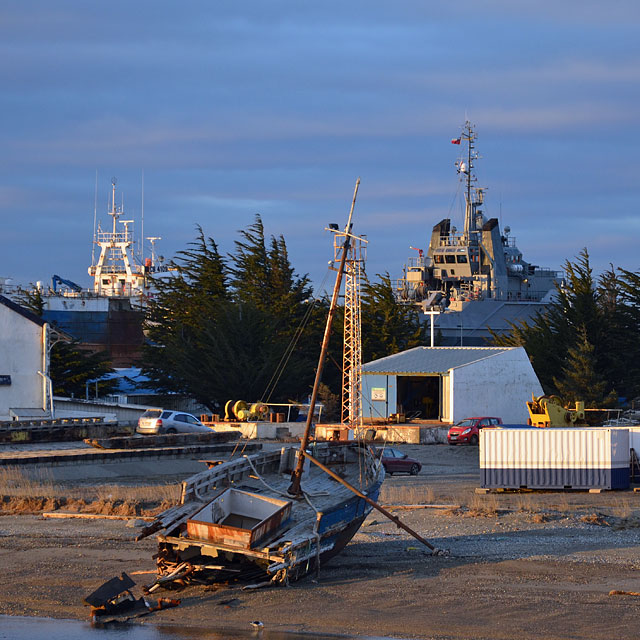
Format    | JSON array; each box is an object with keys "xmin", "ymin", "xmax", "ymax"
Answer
[{"xmin": 396, "ymin": 376, "xmax": 440, "ymax": 419}]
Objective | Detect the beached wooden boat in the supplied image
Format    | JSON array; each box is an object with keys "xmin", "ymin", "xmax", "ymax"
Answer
[{"xmin": 138, "ymin": 441, "xmax": 384, "ymax": 586}]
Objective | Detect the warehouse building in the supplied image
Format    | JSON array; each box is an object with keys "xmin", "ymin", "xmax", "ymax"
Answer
[{"xmin": 362, "ymin": 346, "xmax": 542, "ymax": 425}]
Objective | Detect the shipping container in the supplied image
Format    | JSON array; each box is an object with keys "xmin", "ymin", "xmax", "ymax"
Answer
[{"xmin": 480, "ymin": 427, "xmax": 630, "ymax": 490}]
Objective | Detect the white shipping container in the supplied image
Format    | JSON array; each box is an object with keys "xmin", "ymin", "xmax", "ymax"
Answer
[{"xmin": 480, "ymin": 427, "xmax": 630, "ymax": 490}]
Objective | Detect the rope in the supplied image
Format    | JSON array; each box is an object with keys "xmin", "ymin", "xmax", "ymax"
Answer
[
  {"xmin": 261, "ymin": 268, "xmax": 331, "ymax": 403},
  {"xmin": 242, "ymin": 454, "xmax": 329, "ymax": 502}
]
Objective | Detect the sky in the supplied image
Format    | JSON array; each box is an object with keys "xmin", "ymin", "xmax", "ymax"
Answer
[{"xmin": 2, "ymin": 1, "xmax": 640, "ymax": 294}]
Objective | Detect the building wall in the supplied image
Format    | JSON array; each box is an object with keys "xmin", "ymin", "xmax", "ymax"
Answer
[
  {"xmin": 441, "ymin": 374, "xmax": 451, "ymax": 421},
  {"xmin": 0, "ymin": 306, "xmax": 45, "ymax": 419},
  {"xmin": 450, "ymin": 347, "xmax": 542, "ymax": 424},
  {"xmin": 362, "ymin": 373, "xmax": 397, "ymax": 420}
]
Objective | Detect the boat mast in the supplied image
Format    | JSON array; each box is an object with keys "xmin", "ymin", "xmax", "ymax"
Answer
[{"xmin": 288, "ymin": 178, "xmax": 360, "ymax": 496}]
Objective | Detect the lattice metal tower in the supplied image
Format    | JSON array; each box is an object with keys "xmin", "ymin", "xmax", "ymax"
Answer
[{"xmin": 336, "ymin": 231, "xmax": 367, "ymax": 429}]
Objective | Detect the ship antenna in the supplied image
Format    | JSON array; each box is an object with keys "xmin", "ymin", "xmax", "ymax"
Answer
[
  {"xmin": 457, "ymin": 120, "xmax": 477, "ymax": 240},
  {"xmin": 110, "ymin": 177, "xmax": 118, "ymax": 236},
  {"xmin": 92, "ymin": 170, "xmax": 98, "ymax": 266},
  {"xmin": 141, "ymin": 169, "xmax": 144, "ymax": 264}
]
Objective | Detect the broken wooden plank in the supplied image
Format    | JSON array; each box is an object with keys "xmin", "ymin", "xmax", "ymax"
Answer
[{"xmin": 380, "ymin": 504, "xmax": 461, "ymax": 510}]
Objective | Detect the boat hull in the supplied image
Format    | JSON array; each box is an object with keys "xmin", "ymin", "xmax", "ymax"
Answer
[{"xmin": 151, "ymin": 445, "xmax": 384, "ymax": 586}]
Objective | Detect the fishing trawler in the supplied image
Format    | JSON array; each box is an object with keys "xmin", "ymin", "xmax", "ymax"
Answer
[
  {"xmin": 395, "ymin": 122, "xmax": 561, "ymax": 345},
  {"xmin": 22, "ymin": 179, "xmax": 168, "ymax": 366}
]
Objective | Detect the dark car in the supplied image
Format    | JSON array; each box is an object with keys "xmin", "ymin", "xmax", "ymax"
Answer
[
  {"xmin": 447, "ymin": 416, "xmax": 502, "ymax": 445},
  {"xmin": 376, "ymin": 447, "xmax": 422, "ymax": 476}
]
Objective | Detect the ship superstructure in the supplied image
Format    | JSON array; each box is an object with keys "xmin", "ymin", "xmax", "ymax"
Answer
[
  {"xmin": 395, "ymin": 122, "xmax": 561, "ymax": 345},
  {"xmin": 89, "ymin": 179, "xmax": 148, "ymax": 298}
]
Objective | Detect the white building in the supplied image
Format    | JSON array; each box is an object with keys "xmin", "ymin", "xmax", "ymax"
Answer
[
  {"xmin": 362, "ymin": 346, "xmax": 542, "ymax": 424},
  {"xmin": 0, "ymin": 295, "xmax": 51, "ymax": 421}
]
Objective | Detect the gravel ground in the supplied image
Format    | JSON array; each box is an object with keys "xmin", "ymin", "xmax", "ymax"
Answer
[{"xmin": 2, "ymin": 441, "xmax": 640, "ymax": 639}]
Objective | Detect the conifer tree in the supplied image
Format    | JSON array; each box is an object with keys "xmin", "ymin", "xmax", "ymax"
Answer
[
  {"xmin": 142, "ymin": 220, "xmax": 322, "ymax": 408},
  {"xmin": 553, "ymin": 326, "xmax": 616, "ymax": 407},
  {"xmin": 492, "ymin": 249, "xmax": 622, "ymax": 402},
  {"xmin": 142, "ymin": 226, "xmax": 229, "ymax": 397}
]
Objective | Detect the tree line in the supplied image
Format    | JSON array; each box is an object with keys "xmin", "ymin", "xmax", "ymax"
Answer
[{"xmin": 23, "ymin": 218, "xmax": 636, "ymax": 414}]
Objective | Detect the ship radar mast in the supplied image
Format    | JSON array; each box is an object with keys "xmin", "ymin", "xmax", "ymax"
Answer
[
  {"xmin": 88, "ymin": 178, "xmax": 146, "ymax": 298},
  {"xmin": 454, "ymin": 121, "xmax": 481, "ymax": 241}
]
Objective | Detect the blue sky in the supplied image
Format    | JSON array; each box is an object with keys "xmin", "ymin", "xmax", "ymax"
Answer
[{"xmin": 2, "ymin": 1, "xmax": 639, "ymax": 293}]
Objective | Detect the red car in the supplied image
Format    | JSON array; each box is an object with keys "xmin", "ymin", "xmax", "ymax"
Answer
[
  {"xmin": 447, "ymin": 416, "xmax": 502, "ymax": 445},
  {"xmin": 376, "ymin": 447, "xmax": 422, "ymax": 476}
]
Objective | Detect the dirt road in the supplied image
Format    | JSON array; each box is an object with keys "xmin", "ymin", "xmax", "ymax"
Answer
[{"xmin": 2, "ymin": 443, "xmax": 640, "ymax": 639}]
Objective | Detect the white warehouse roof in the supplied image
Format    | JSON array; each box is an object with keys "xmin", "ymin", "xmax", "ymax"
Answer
[{"xmin": 362, "ymin": 346, "xmax": 513, "ymax": 375}]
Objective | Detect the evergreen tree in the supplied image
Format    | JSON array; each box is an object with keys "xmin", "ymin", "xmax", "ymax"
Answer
[
  {"xmin": 613, "ymin": 267, "xmax": 640, "ymax": 399},
  {"xmin": 553, "ymin": 326, "xmax": 616, "ymax": 408},
  {"xmin": 49, "ymin": 339, "xmax": 116, "ymax": 397},
  {"xmin": 167, "ymin": 302, "xmax": 311, "ymax": 407},
  {"xmin": 492, "ymin": 249, "xmax": 623, "ymax": 403},
  {"xmin": 226, "ymin": 215, "xmax": 322, "ymax": 401},
  {"xmin": 228, "ymin": 215, "xmax": 315, "ymax": 334},
  {"xmin": 142, "ymin": 226, "xmax": 229, "ymax": 397},
  {"xmin": 142, "ymin": 221, "xmax": 323, "ymax": 407}
]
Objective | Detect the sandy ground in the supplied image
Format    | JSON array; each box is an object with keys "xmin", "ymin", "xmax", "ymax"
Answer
[{"xmin": 2, "ymin": 443, "xmax": 640, "ymax": 639}]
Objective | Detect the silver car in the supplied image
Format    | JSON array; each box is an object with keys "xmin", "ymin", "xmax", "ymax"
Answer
[{"xmin": 136, "ymin": 409, "xmax": 211, "ymax": 435}]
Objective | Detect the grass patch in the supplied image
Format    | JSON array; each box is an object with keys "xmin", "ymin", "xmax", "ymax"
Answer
[
  {"xmin": 465, "ymin": 493, "xmax": 500, "ymax": 517},
  {"xmin": 379, "ymin": 484, "xmax": 435, "ymax": 505},
  {"xmin": 0, "ymin": 466, "xmax": 180, "ymax": 516}
]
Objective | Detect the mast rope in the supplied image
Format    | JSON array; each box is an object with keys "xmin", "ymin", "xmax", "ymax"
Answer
[
  {"xmin": 261, "ymin": 267, "xmax": 331, "ymax": 403},
  {"xmin": 242, "ymin": 454, "xmax": 328, "ymax": 501}
]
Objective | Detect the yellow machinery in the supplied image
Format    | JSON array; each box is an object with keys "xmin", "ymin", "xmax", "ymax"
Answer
[
  {"xmin": 224, "ymin": 400, "xmax": 269, "ymax": 422},
  {"xmin": 526, "ymin": 394, "xmax": 586, "ymax": 427}
]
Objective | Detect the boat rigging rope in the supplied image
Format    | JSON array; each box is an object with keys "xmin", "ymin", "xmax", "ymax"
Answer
[
  {"xmin": 261, "ymin": 267, "xmax": 331, "ymax": 404},
  {"xmin": 242, "ymin": 454, "xmax": 328, "ymax": 503}
]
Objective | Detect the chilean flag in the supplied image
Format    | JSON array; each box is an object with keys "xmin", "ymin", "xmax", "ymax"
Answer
[{"xmin": 451, "ymin": 137, "xmax": 461, "ymax": 145}]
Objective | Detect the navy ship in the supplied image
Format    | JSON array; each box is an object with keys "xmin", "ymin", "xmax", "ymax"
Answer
[{"xmin": 395, "ymin": 122, "xmax": 561, "ymax": 345}]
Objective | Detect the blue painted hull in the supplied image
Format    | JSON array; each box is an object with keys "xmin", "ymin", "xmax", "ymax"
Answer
[{"xmin": 284, "ymin": 477, "xmax": 383, "ymax": 581}]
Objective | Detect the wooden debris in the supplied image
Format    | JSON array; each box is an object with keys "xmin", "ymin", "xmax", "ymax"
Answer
[
  {"xmin": 609, "ymin": 590, "xmax": 640, "ymax": 597},
  {"xmin": 381, "ymin": 504, "xmax": 461, "ymax": 510}
]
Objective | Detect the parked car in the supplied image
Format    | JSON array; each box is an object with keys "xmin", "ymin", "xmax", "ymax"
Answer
[
  {"xmin": 136, "ymin": 409, "xmax": 211, "ymax": 435},
  {"xmin": 447, "ymin": 416, "xmax": 503, "ymax": 445},
  {"xmin": 376, "ymin": 447, "xmax": 422, "ymax": 476}
]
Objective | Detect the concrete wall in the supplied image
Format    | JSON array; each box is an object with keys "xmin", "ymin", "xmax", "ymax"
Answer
[
  {"xmin": 53, "ymin": 397, "xmax": 158, "ymax": 424},
  {"xmin": 450, "ymin": 347, "xmax": 543, "ymax": 424},
  {"xmin": 211, "ymin": 421, "xmax": 306, "ymax": 439},
  {"xmin": 0, "ymin": 305, "xmax": 44, "ymax": 420}
]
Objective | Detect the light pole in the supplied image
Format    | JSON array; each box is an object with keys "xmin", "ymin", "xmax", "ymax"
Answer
[{"xmin": 424, "ymin": 309, "xmax": 441, "ymax": 347}]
